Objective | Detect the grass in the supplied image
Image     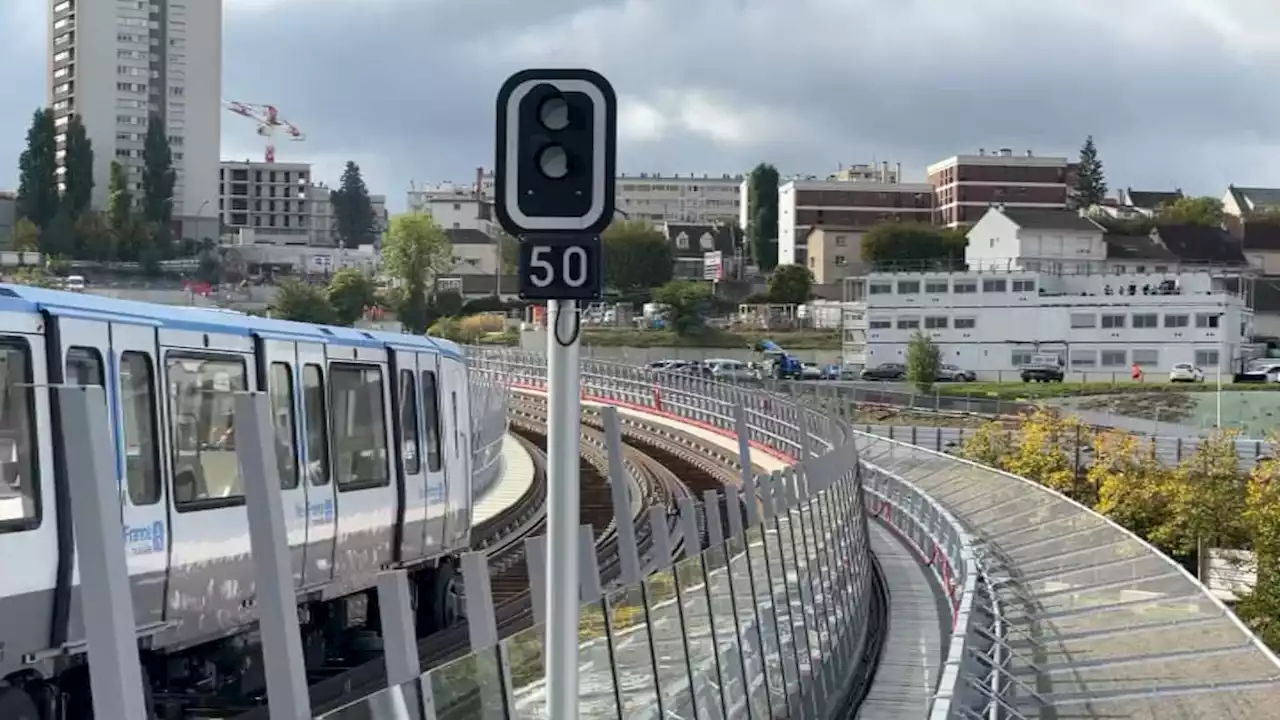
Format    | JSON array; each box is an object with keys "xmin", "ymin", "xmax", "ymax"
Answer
[
  {"xmin": 580, "ymin": 327, "xmax": 841, "ymax": 350},
  {"xmin": 935, "ymin": 381, "xmax": 1280, "ymax": 401}
]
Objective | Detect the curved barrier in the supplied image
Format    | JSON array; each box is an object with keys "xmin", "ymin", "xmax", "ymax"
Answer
[{"xmin": 469, "ymin": 372, "xmax": 512, "ymax": 499}]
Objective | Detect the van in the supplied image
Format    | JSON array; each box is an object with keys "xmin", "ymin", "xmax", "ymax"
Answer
[{"xmin": 65, "ymin": 275, "xmax": 86, "ymax": 292}]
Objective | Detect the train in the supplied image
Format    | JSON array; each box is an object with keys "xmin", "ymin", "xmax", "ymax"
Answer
[{"xmin": 0, "ymin": 283, "xmax": 496, "ymax": 718}]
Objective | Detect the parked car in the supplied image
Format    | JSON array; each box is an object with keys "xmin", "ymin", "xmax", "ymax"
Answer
[
  {"xmin": 860, "ymin": 363, "xmax": 906, "ymax": 381},
  {"xmin": 1168, "ymin": 363, "xmax": 1205, "ymax": 383},
  {"xmin": 1019, "ymin": 353, "xmax": 1065, "ymax": 383},
  {"xmin": 800, "ymin": 362, "xmax": 824, "ymax": 380},
  {"xmin": 936, "ymin": 364, "xmax": 976, "ymax": 382},
  {"xmin": 705, "ymin": 358, "xmax": 756, "ymax": 383},
  {"xmin": 1237, "ymin": 360, "xmax": 1280, "ymax": 383}
]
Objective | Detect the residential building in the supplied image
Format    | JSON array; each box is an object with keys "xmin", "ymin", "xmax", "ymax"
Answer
[
  {"xmin": 830, "ymin": 162, "xmax": 901, "ymax": 184},
  {"xmin": 1118, "ymin": 188, "xmax": 1183, "ymax": 215},
  {"xmin": 927, "ymin": 148, "xmax": 1073, "ymax": 227},
  {"xmin": 219, "ymin": 160, "xmax": 386, "ymax": 247},
  {"xmin": 777, "ymin": 179, "xmax": 934, "ymax": 267},
  {"xmin": 0, "ymin": 192, "xmax": 14, "ymax": 245},
  {"xmin": 1224, "ymin": 186, "xmax": 1280, "ymax": 217},
  {"xmin": 801, "ymin": 226, "xmax": 868, "ymax": 284},
  {"xmin": 848, "ymin": 205, "xmax": 1253, "ymax": 377},
  {"xmin": 444, "ymin": 228, "xmax": 500, "ymax": 276},
  {"xmin": 407, "ymin": 182, "xmax": 494, "ymax": 233},
  {"xmin": 661, "ymin": 222, "xmax": 743, "ymax": 280},
  {"xmin": 49, "ymin": 0, "xmax": 221, "ymax": 240}
]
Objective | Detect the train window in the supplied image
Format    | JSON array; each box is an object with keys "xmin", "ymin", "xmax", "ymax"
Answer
[
  {"xmin": 302, "ymin": 364, "xmax": 330, "ymax": 486},
  {"xmin": 121, "ymin": 352, "xmax": 161, "ymax": 506},
  {"xmin": 66, "ymin": 347, "xmax": 104, "ymax": 386},
  {"xmin": 269, "ymin": 363, "xmax": 299, "ymax": 490},
  {"xmin": 420, "ymin": 370, "xmax": 442, "ymax": 472},
  {"xmin": 0, "ymin": 339, "xmax": 39, "ymax": 532},
  {"xmin": 330, "ymin": 364, "xmax": 389, "ymax": 491},
  {"xmin": 167, "ymin": 354, "xmax": 247, "ymax": 510},
  {"xmin": 398, "ymin": 370, "xmax": 421, "ymax": 475}
]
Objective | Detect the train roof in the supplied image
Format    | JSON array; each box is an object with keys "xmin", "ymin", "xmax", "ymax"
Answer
[{"xmin": 0, "ymin": 283, "xmax": 463, "ymax": 359}]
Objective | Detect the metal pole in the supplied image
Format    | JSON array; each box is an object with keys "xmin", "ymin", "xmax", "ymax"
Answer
[
  {"xmin": 602, "ymin": 406, "xmax": 641, "ymax": 585},
  {"xmin": 546, "ymin": 298, "xmax": 581, "ymax": 720},
  {"xmin": 57, "ymin": 386, "xmax": 148, "ymax": 720}
]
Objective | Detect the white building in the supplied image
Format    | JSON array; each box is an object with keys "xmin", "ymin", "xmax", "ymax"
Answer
[
  {"xmin": 850, "ymin": 207, "xmax": 1253, "ymax": 378},
  {"xmin": 49, "ymin": 0, "xmax": 221, "ymax": 240},
  {"xmin": 407, "ymin": 182, "xmax": 494, "ymax": 233},
  {"xmin": 220, "ymin": 160, "xmax": 387, "ymax": 247}
]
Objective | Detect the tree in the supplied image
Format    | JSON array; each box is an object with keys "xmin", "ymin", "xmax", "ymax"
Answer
[
  {"xmin": 958, "ymin": 421, "xmax": 1012, "ymax": 469},
  {"xmin": 905, "ymin": 330, "xmax": 941, "ymax": 393},
  {"xmin": 141, "ymin": 112, "xmax": 176, "ymax": 257},
  {"xmin": 326, "ymin": 268, "xmax": 379, "ymax": 326},
  {"xmin": 767, "ymin": 264, "xmax": 812, "ymax": 304},
  {"xmin": 382, "ymin": 212, "xmax": 453, "ymax": 333},
  {"xmin": 603, "ymin": 220, "xmax": 673, "ymax": 291},
  {"xmin": 11, "ymin": 218, "xmax": 40, "ymax": 252},
  {"xmin": 73, "ymin": 211, "xmax": 114, "ymax": 261},
  {"xmin": 331, "ymin": 161, "xmax": 376, "ymax": 249},
  {"xmin": 1151, "ymin": 429, "xmax": 1248, "ymax": 559},
  {"xmin": 652, "ymin": 280, "xmax": 713, "ymax": 335},
  {"xmin": 997, "ymin": 407, "xmax": 1092, "ymax": 501},
  {"xmin": 1089, "ymin": 430, "xmax": 1171, "ymax": 543},
  {"xmin": 1239, "ymin": 438, "xmax": 1280, "ymax": 648},
  {"xmin": 433, "ymin": 289, "xmax": 464, "ymax": 318},
  {"xmin": 16, "ymin": 108, "xmax": 59, "ymax": 230},
  {"xmin": 497, "ymin": 230, "xmax": 519, "ymax": 274},
  {"xmin": 61, "ymin": 114, "xmax": 94, "ymax": 218},
  {"xmin": 270, "ymin": 278, "xmax": 337, "ymax": 324},
  {"xmin": 1073, "ymin": 135, "xmax": 1107, "ymax": 209},
  {"xmin": 41, "ymin": 208, "xmax": 76, "ymax": 258},
  {"xmin": 860, "ymin": 221, "xmax": 966, "ymax": 268},
  {"xmin": 105, "ymin": 160, "xmax": 148, "ymax": 262},
  {"xmin": 1158, "ymin": 196, "xmax": 1224, "ymax": 227},
  {"xmin": 746, "ymin": 163, "xmax": 779, "ymax": 271}
]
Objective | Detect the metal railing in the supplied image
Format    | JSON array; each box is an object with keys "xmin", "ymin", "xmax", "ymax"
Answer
[
  {"xmin": 320, "ymin": 349, "xmax": 996, "ymax": 718},
  {"xmin": 469, "ymin": 371, "xmax": 511, "ymax": 498}
]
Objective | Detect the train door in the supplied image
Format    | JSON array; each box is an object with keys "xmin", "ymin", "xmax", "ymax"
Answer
[
  {"xmin": 439, "ymin": 355, "xmax": 471, "ymax": 550},
  {"xmin": 296, "ymin": 343, "xmax": 335, "ymax": 590},
  {"xmin": 258, "ymin": 338, "xmax": 306, "ymax": 586},
  {"xmin": 419, "ymin": 357, "xmax": 447, "ymax": 557},
  {"xmin": 54, "ymin": 317, "xmax": 168, "ymax": 630},
  {"xmin": 390, "ymin": 349, "xmax": 426, "ymax": 562}
]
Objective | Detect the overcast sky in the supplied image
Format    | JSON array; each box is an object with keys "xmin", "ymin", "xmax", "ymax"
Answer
[{"xmin": 3, "ymin": 0, "xmax": 1277, "ymax": 211}]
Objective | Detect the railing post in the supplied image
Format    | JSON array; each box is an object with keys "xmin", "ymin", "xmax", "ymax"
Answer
[
  {"xmin": 525, "ymin": 534, "xmax": 549, "ymax": 625},
  {"xmin": 460, "ymin": 552, "xmax": 499, "ymax": 651},
  {"xmin": 703, "ymin": 489, "xmax": 725, "ymax": 548},
  {"xmin": 648, "ymin": 505, "xmax": 673, "ymax": 568},
  {"xmin": 56, "ymin": 386, "xmax": 149, "ymax": 720},
  {"xmin": 234, "ymin": 392, "xmax": 311, "ymax": 720},
  {"xmin": 601, "ymin": 406, "xmax": 641, "ymax": 585},
  {"xmin": 579, "ymin": 524, "xmax": 602, "ymax": 603},
  {"xmin": 375, "ymin": 570, "xmax": 423, "ymax": 720},
  {"xmin": 678, "ymin": 496, "xmax": 702, "ymax": 556}
]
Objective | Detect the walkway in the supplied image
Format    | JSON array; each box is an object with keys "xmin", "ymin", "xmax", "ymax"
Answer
[
  {"xmin": 857, "ymin": 434, "xmax": 1280, "ymax": 717},
  {"xmin": 473, "ymin": 434, "xmax": 535, "ymax": 526}
]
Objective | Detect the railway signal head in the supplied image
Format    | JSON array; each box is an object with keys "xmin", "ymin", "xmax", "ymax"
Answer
[{"xmin": 494, "ymin": 68, "xmax": 617, "ymax": 236}]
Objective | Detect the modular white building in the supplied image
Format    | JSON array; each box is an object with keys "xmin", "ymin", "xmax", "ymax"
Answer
[{"xmin": 846, "ymin": 207, "xmax": 1255, "ymax": 379}]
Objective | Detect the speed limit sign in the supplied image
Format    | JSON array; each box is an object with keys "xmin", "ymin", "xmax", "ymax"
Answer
[{"xmin": 517, "ymin": 234, "xmax": 603, "ymax": 301}]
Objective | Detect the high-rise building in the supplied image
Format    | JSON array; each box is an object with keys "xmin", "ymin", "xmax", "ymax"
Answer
[
  {"xmin": 927, "ymin": 148, "xmax": 1074, "ymax": 227},
  {"xmin": 48, "ymin": 0, "xmax": 221, "ymax": 240}
]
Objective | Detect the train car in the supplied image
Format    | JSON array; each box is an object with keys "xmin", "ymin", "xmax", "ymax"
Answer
[{"xmin": 0, "ymin": 284, "xmax": 482, "ymax": 718}]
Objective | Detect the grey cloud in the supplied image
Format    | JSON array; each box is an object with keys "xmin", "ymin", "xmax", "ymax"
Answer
[{"xmin": 5, "ymin": 0, "xmax": 1278, "ymax": 207}]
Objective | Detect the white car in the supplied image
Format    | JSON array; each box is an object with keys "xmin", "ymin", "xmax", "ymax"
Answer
[{"xmin": 1169, "ymin": 363, "xmax": 1205, "ymax": 383}]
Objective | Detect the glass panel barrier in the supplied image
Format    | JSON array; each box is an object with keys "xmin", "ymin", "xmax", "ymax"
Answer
[
  {"xmin": 643, "ymin": 568, "xmax": 695, "ymax": 717},
  {"xmin": 605, "ymin": 583, "xmax": 659, "ymax": 717},
  {"xmin": 315, "ymin": 678, "xmax": 423, "ymax": 720},
  {"xmin": 727, "ymin": 534, "xmax": 770, "ymax": 717},
  {"xmin": 703, "ymin": 542, "xmax": 747, "ymax": 719},
  {"xmin": 503, "ymin": 624, "xmax": 546, "ymax": 719},
  {"xmin": 577, "ymin": 600, "xmax": 620, "ymax": 719},
  {"xmin": 762, "ymin": 522, "xmax": 799, "ymax": 704},
  {"xmin": 675, "ymin": 554, "xmax": 724, "ymax": 720},
  {"xmin": 425, "ymin": 646, "xmax": 506, "ymax": 720}
]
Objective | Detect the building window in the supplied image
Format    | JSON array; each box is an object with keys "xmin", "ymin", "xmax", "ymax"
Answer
[
  {"xmin": 834, "ymin": 235, "xmax": 847, "ymax": 247},
  {"xmin": 1196, "ymin": 313, "xmax": 1220, "ymax": 328},
  {"xmin": 897, "ymin": 280, "xmax": 920, "ymax": 294},
  {"xmin": 1011, "ymin": 350, "xmax": 1034, "ymax": 366},
  {"xmin": 982, "ymin": 278, "xmax": 1007, "ymax": 292},
  {"xmin": 924, "ymin": 316, "xmax": 948, "ymax": 329},
  {"xmin": 953, "ymin": 280, "xmax": 977, "ymax": 294},
  {"xmin": 896, "ymin": 317, "xmax": 920, "ymax": 330},
  {"xmin": 924, "ymin": 280, "xmax": 949, "ymax": 293},
  {"xmin": 1163, "ymin": 314, "xmax": 1189, "ymax": 328},
  {"xmin": 1070, "ymin": 313, "xmax": 1096, "ymax": 329},
  {"xmin": 954, "ymin": 317, "xmax": 976, "ymax": 329},
  {"xmin": 1132, "ymin": 313, "xmax": 1158, "ymax": 329},
  {"xmin": 1132, "ymin": 349, "xmax": 1159, "ymax": 367},
  {"xmin": 1070, "ymin": 350, "xmax": 1097, "ymax": 368},
  {"xmin": 1101, "ymin": 314, "xmax": 1125, "ymax": 329},
  {"xmin": 834, "ymin": 255, "xmax": 847, "ymax": 266},
  {"xmin": 1012, "ymin": 279, "xmax": 1036, "ymax": 292},
  {"xmin": 1195, "ymin": 350, "xmax": 1220, "ymax": 368},
  {"xmin": 868, "ymin": 282, "xmax": 892, "ymax": 295},
  {"xmin": 868, "ymin": 318, "xmax": 892, "ymax": 329},
  {"xmin": 1100, "ymin": 350, "xmax": 1127, "ymax": 367}
]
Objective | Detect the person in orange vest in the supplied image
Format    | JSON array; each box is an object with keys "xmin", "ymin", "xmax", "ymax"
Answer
[{"xmin": 1131, "ymin": 361, "xmax": 1144, "ymax": 382}]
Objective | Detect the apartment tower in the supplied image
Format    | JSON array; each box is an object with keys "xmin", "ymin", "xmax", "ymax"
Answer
[{"xmin": 48, "ymin": 0, "xmax": 221, "ymax": 240}]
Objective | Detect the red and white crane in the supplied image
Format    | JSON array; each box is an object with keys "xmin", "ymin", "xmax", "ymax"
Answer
[{"xmin": 222, "ymin": 100, "xmax": 305, "ymax": 163}]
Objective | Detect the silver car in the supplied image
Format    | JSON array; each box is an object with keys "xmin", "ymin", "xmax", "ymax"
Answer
[{"xmin": 704, "ymin": 358, "xmax": 756, "ymax": 383}]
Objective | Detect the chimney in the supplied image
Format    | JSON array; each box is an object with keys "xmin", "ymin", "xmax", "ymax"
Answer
[
  {"xmin": 895, "ymin": 162, "xmax": 901, "ymax": 184},
  {"xmin": 1000, "ymin": 148, "xmax": 1013, "ymax": 157},
  {"xmin": 1025, "ymin": 150, "xmax": 1033, "ymax": 157},
  {"xmin": 474, "ymin": 167, "xmax": 483, "ymax": 202},
  {"xmin": 881, "ymin": 161, "xmax": 889, "ymax": 182},
  {"xmin": 978, "ymin": 148, "xmax": 985, "ymax": 156}
]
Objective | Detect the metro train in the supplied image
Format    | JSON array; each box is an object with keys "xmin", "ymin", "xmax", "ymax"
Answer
[{"xmin": 0, "ymin": 283, "xmax": 489, "ymax": 718}]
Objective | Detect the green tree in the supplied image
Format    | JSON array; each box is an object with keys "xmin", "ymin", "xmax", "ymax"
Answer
[
  {"xmin": 382, "ymin": 212, "xmax": 454, "ymax": 333},
  {"xmin": 331, "ymin": 161, "xmax": 375, "ymax": 249},
  {"xmin": 41, "ymin": 208, "xmax": 76, "ymax": 257},
  {"xmin": 326, "ymin": 268, "xmax": 379, "ymax": 326},
  {"xmin": 497, "ymin": 230, "xmax": 519, "ymax": 274},
  {"xmin": 1073, "ymin": 135, "xmax": 1107, "ymax": 209},
  {"xmin": 1159, "ymin": 196, "xmax": 1224, "ymax": 227},
  {"xmin": 905, "ymin": 330, "xmax": 941, "ymax": 393},
  {"xmin": 105, "ymin": 161, "xmax": 148, "ymax": 262},
  {"xmin": 1151, "ymin": 429, "xmax": 1248, "ymax": 558},
  {"xmin": 270, "ymin": 278, "xmax": 337, "ymax": 324},
  {"xmin": 603, "ymin": 220, "xmax": 673, "ymax": 291},
  {"xmin": 61, "ymin": 114, "xmax": 94, "ymax": 219},
  {"xmin": 16, "ymin": 108, "xmax": 59, "ymax": 230},
  {"xmin": 1239, "ymin": 440, "xmax": 1280, "ymax": 648},
  {"xmin": 141, "ymin": 112, "xmax": 175, "ymax": 257},
  {"xmin": 11, "ymin": 218, "xmax": 40, "ymax": 252},
  {"xmin": 746, "ymin": 163, "xmax": 779, "ymax": 271},
  {"xmin": 767, "ymin": 264, "xmax": 812, "ymax": 304},
  {"xmin": 433, "ymin": 289, "xmax": 464, "ymax": 318},
  {"xmin": 652, "ymin": 280, "xmax": 713, "ymax": 335},
  {"xmin": 861, "ymin": 221, "xmax": 966, "ymax": 267},
  {"xmin": 73, "ymin": 211, "xmax": 114, "ymax": 261},
  {"xmin": 9, "ymin": 265, "xmax": 57, "ymax": 288}
]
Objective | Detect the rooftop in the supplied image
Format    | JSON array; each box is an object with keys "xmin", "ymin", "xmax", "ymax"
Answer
[
  {"xmin": 1154, "ymin": 223, "xmax": 1248, "ymax": 265},
  {"xmin": 999, "ymin": 207, "xmax": 1103, "ymax": 232},
  {"xmin": 1228, "ymin": 185, "xmax": 1280, "ymax": 213},
  {"xmin": 1103, "ymin": 232, "xmax": 1178, "ymax": 261}
]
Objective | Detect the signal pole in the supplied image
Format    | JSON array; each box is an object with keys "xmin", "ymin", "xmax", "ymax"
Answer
[{"xmin": 495, "ymin": 69, "xmax": 617, "ymax": 719}]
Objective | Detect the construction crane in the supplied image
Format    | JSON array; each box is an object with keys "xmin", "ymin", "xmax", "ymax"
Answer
[{"xmin": 222, "ymin": 100, "xmax": 305, "ymax": 163}]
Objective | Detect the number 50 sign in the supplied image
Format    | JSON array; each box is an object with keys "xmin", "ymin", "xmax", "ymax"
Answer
[{"xmin": 516, "ymin": 234, "xmax": 604, "ymax": 301}]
